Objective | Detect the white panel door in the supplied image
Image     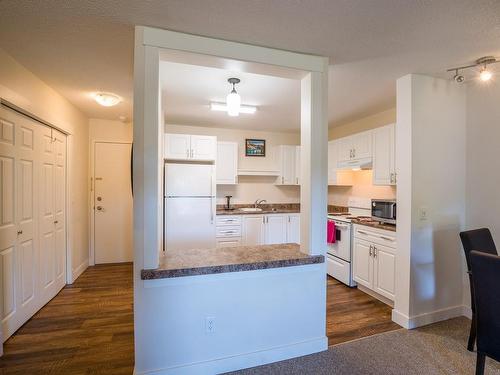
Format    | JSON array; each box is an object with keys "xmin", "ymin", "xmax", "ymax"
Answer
[
  {"xmin": 39, "ymin": 125, "xmax": 57, "ymax": 302},
  {"xmin": 53, "ymin": 130, "xmax": 66, "ymax": 287},
  {"xmin": 373, "ymin": 124, "xmax": 395, "ymax": 185},
  {"xmin": 164, "ymin": 133, "xmax": 191, "ymax": 160},
  {"xmin": 264, "ymin": 215, "xmax": 287, "ymax": 244},
  {"xmin": 191, "ymin": 135, "xmax": 216, "ymax": 161},
  {"xmin": 242, "ymin": 215, "xmax": 264, "ymax": 246},
  {"xmin": 0, "ymin": 107, "xmax": 41, "ymax": 341},
  {"xmin": 216, "ymin": 142, "xmax": 238, "ymax": 184},
  {"xmin": 94, "ymin": 142, "xmax": 133, "ymax": 264},
  {"xmin": 373, "ymin": 243, "xmax": 396, "ymax": 300},
  {"xmin": 286, "ymin": 214, "xmax": 300, "ymax": 244},
  {"xmin": 352, "ymin": 238, "xmax": 373, "ymax": 288}
]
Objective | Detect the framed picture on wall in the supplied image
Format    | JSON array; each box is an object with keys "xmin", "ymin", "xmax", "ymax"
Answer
[{"xmin": 245, "ymin": 139, "xmax": 266, "ymax": 157}]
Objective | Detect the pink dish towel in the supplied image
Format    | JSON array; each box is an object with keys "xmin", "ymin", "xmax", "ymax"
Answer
[{"xmin": 327, "ymin": 220, "xmax": 336, "ymax": 244}]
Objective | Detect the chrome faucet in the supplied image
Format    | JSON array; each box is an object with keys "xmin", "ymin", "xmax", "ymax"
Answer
[{"xmin": 254, "ymin": 199, "xmax": 267, "ymax": 208}]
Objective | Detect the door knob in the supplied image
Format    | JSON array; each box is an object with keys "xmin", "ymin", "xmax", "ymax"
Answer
[
  {"xmin": 96, "ymin": 206, "xmax": 103, "ymax": 211},
  {"xmin": 54, "ymin": 220, "xmax": 59, "ymax": 224},
  {"xmin": 97, "ymin": 196, "xmax": 102, "ymax": 201}
]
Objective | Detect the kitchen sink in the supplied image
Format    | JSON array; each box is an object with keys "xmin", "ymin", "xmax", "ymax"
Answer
[{"xmin": 239, "ymin": 207, "xmax": 263, "ymax": 212}]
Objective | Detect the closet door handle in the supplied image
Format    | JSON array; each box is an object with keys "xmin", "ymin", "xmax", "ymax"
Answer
[
  {"xmin": 369, "ymin": 245, "xmax": 373, "ymax": 257},
  {"xmin": 17, "ymin": 230, "xmax": 23, "ymax": 235},
  {"xmin": 54, "ymin": 220, "xmax": 59, "ymax": 224}
]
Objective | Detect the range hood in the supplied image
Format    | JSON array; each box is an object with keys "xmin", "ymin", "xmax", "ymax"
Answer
[{"xmin": 337, "ymin": 157, "xmax": 373, "ymax": 171}]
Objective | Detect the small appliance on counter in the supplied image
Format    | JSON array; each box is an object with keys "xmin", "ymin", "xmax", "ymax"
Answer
[
  {"xmin": 371, "ymin": 199, "xmax": 396, "ymax": 224},
  {"xmin": 224, "ymin": 195, "xmax": 235, "ymax": 211}
]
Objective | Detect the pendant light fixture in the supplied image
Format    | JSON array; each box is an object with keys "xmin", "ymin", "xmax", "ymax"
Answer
[
  {"xmin": 226, "ymin": 78, "xmax": 241, "ymax": 116},
  {"xmin": 210, "ymin": 77, "xmax": 257, "ymax": 115},
  {"xmin": 447, "ymin": 56, "xmax": 498, "ymax": 83}
]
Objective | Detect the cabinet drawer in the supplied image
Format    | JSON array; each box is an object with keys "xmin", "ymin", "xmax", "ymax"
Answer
[
  {"xmin": 354, "ymin": 225, "xmax": 396, "ymax": 249},
  {"xmin": 216, "ymin": 225, "xmax": 241, "ymax": 238},
  {"xmin": 327, "ymin": 254, "xmax": 351, "ymax": 286},
  {"xmin": 216, "ymin": 238, "xmax": 242, "ymax": 248},
  {"xmin": 216, "ymin": 215, "xmax": 242, "ymax": 226}
]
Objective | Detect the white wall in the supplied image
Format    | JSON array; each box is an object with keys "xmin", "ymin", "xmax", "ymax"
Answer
[
  {"xmin": 464, "ymin": 81, "xmax": 500, "ymax": 309},
  {"xmin": 394, "ymin": 74, "xmax": 466, "ymax": 328},
  {"xmin": 165, "ymin": 123, "xmax": 300, "ymax": 204},
  {"xmin": 89, "ymin": 118, "xmax": 133, "ymax": 142},
  {"xmin": 0, "ymin": 48, "xmax": 89, "ymax": 282}
]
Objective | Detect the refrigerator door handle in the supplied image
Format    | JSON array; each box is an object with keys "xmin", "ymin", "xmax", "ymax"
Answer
[{"xmin": 210, "ymin": 168, "xmax": 214, "ymax": 224}]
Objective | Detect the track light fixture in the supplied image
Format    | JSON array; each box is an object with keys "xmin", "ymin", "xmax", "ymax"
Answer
[{"xmin": 447, "ymin": 56, "xmax": 498, "ymax": 83}]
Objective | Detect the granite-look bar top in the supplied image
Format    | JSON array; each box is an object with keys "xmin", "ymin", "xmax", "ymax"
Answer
[
  {"xmin": 216, "ymin": 208, "xmax": 300, "ymax": 215},
  {"xmin": 352, "ymin": 219, "xmax": 396, "ymax": 232},
  {"xmin": 141, "ymin": 243, "xmax": 324, "ymax": 280}
]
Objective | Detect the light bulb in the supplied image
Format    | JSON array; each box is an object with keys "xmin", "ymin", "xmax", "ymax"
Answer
[
  {"xmin": 226, "ymin": 90, "xmax": 241, "ymax": 116},
  {"xmin": 479, "ymin": 67, "xmax": 492, "ymax": 82}
]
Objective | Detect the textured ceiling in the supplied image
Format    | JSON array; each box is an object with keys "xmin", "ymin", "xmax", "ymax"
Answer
[{"xmin": 0, "ymin": 0, "xmax": 499, "ymax": 127}]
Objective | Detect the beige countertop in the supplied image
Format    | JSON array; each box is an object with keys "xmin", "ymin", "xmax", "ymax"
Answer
[
  {"xmin": 351, "ymin": 219, "xmax": 396, "ymax": 232},
  {"xmin": 216, "ymin": 209, "xmax": 300, "ymax": 215},
  {"xmin": 141, "ymin": 243, "xmax": 324, "ymax": 279}
]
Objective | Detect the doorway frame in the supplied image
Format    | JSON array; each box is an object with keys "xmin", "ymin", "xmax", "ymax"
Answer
[{"xmin": 89, "ymin": 140, "xmax": 133, "ymax": 266}]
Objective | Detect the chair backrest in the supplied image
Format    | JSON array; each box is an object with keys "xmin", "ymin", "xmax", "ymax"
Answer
[
  {"xmin": 460, "ymin": 228, "xmax": 497, "ymax": 271},
  {"xmin": 470, "ymin": 251, "xmax": 500, "ymax": 362}
]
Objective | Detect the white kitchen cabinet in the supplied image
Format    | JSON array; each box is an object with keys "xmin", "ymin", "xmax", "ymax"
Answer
[
  {"xmin": 372, "ymin": 124, "xmax": 396, "ymax": 185},
  {"xmin": 328, "ymin": 140, "xmax": 353, "ymax": 186},
  {"xmin": 276, "ymin": 145, "xmax": 300, "ymax": 185},
  {"xmin": 353, "ymin": 224, "xmax": 396, "ymax": 303},
  {"xmin": 216, "ymin": 238, "xmax": 242, "ymax": 248},
  {"xmin": 337, "ymin": 130, "xmax": 372, "ymax": 164},
  {"xmin": 264, "ymin": 215, "xmax": 287, "ymax": 244},
  {"xmin": 242, "ymin": 215, "xmax": 265, "ymax": 245},
  {"xmin": 216, "ymin": 141, "xmax": 238, "ymax": 184},
  {"xmin": 287, "ymin": 214, "xmax": 300, "ymax": 244},
  {"xmin": 353, "ymin": 238, "xmax": 373, "ymax": 288},
  {"xmin": 164, "ymin": 133, "xmax": 191, "ymax": 160},
  {"xmin": 216, "ymin": 215, "xmax": 242, "ymax": 248},
  {"xmin": 164, "ymin": 133, "xmax": 216, "ymax": 161}
]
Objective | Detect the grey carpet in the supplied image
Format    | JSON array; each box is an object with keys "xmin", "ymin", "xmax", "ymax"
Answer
[{"xmin": 226, "ymin": 317, "xmax": 500, "ymax": 374}]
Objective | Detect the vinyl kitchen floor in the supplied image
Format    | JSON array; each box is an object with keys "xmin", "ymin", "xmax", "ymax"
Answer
[{"xmin": 0, "ymin": 265, "xmax": 399, "ymax": 374}]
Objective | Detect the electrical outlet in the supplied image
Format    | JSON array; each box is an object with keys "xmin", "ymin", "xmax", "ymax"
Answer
[{"xmin": 206, "ymin": 316, "xmax": 216, "ymax": 334}]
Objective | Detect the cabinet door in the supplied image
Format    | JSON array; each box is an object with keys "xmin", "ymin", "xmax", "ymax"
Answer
[
  {"xmin": 286, "ymin": 214, "xmax": 300, "ymax": 244},
  {"xmin": 216, "ymin": 238, "xmax": 242, "ymax": 248},
  {"xmin": 337, "ymin": 137, "xmax": 353, "ymax": 162},
  {"xmin": 294, "ymin": 146, "xmax": 301, "ymax": 185},
  {"xmin": 352, "ymin": 238, "xmax": 373, "ymax": 288},
  {"xmin": 373, "ymin": 243, "xmax": 396, "ymax": 300},
  {"xmin": 242, "ymin": 215, "xmax": 264, "ymax": 245},
  {"xmin": 191, "ymin": 135, "xmax": 216, "ymax": 161},
  {"xmin": 352, "ymin": 130, "xmax": 372, "ymax": 160},
  {"xmin": 216, "ymin": 142, "xmax": 238, "ymax": 184},
  {"xmin": 265, "ymin": 215, "xmax": 287, "ymax": 244},
  {"xmin": 372, "ymin": 124, "xmax": 395, "ymax": 185},
  {"xmin": 278, "ymin": 145, "xmax": 296, "ymax": 185},
  {"xmin": 164, "ymin": 133, "xmax": 190, "ymax": 160}
]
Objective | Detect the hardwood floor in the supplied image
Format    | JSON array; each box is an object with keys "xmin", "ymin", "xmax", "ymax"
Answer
[
  {"xmin": 0, "ymin": 265, "xmax": 399, "ymax": 373},
  {"xmin": 326, "ymin": 276, "xmax": 400, "ymax": 345},
  {"xmin": 0, "ymin": 263, "xmax": 134, "ymax": 375}
]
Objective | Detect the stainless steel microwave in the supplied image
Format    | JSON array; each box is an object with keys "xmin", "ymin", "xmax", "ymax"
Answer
[{"xmin": 371, "ymin": 199, "xmax": 396, "ymax": 224}]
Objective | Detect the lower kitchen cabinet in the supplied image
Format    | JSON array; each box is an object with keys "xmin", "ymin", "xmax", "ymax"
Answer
[
  {"xmin": 216, "ymin": 238, "xmax": 242, "ymax": 248},
  {"xmin": 287, "ymin": 214, "xmax": 300, "ymax": 244},
  {"xmin": 242, "ymin": 215, "xmax": 266, "ymax": 245},
  {"xmin": 352, "ymin": 225, "xmax": 396, "ymax": 302}
]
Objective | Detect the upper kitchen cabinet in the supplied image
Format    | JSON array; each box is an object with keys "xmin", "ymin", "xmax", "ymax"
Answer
[
  {"xmin": 372, "ymin": 124, "xmax": 396, "ymax": 185},
  {"xmin": 338, "ymin": 130, "xmax": 372, "ymax": 164},
  {"xmin": 276, "ymin": 145, "xmax": 300, "ymax": 185},
  {"xmin": 164, "ymin": 133, "xmax": 216, "ymax": 161},
  {"xmin": 216, "ymin": 141, "xmax": 238, "ymax": 184},
  {"xmin": 328, "ymin": 140, "xmax": 353, "ymax": 186}
]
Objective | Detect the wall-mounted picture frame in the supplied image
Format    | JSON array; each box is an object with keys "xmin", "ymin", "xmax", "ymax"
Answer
[{"xmin": 245, "ymin": 139, "xmax": 266, "ymax": 157}]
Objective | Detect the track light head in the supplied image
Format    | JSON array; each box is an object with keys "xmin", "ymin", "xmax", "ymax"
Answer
[{"xmin": 454, "ymin": 72, "xmax": 465, "ymax": 83}]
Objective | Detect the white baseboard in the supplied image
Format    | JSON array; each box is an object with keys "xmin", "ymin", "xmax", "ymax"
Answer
[
  {"xmin": 71, "ymin": 259, "xmax": 89, "ymax": 284},
  {"xmin": 134, "ymin": 336, "xmax": 328, "ymax": 375},
  {"xmin": 392, "ymin": 305, "xmax": 466, "ymax": 329},
  {"xmin": 462, "ymin": 305, "xmax": 472, "ymax": 319}
]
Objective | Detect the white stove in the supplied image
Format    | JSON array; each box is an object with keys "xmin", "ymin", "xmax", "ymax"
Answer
[{"xmin": 326, "ymin": 198, "xmax": 371, "ymax": 287}]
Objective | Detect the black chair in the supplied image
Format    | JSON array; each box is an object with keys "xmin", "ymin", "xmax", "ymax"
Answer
[
  {"xmin": 469, "ymin": 251, "xmax": 500, "ymax": 375},
  {"xmin": 460, "ymin": 228, "xmax": 498, "ymax": 351}
]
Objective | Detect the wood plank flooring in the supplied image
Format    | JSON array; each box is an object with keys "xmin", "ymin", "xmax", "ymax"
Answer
[{"xmin": 0, "ymin": 265, "xmax": 399, "ymax": 374}]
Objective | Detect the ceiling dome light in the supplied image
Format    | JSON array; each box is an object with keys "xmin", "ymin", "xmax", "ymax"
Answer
[
  {"xmin": 479, "ymin": 66, "xmax": 492, "ymax": 82},
  {"xmin": 94, "ymin": 92, "xmax": 121, "ymax": 107},
  {"xmin": 226, "ymin": 78, "xmax": 241, "ymax": 116}
]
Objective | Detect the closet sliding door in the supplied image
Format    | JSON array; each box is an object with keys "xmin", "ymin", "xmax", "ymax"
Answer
[{"xmin": 0, "ymin": 105, "xmax": 67, "ymax": 342}]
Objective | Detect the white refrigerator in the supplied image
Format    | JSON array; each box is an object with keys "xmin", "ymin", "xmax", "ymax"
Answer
[{"xmin": 164, "ymin": 163, "xmax": 216, "ymax": 251}]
